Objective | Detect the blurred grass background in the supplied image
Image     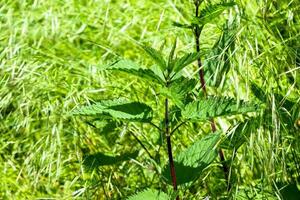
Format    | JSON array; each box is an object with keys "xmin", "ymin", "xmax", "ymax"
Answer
[{"xmin": 0, "ymin": 0, "xmax": 299, "ymax": 199}]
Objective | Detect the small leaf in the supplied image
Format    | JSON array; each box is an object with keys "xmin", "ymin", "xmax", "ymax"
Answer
[
  {"xmin": 140, "ymin": 45, "xmax": 167, "ymax": 72},
  {"xmin": 168, "ymin": 38, "xmax": 177, "ymax": 71},
  {"xmin": 163, "ymin": 132, "xmax": 221, "ymax": 185},
  {"xmin": 126, "ymin": 189, "xmax": 169, "ymax": 200},
  {"xmin": 172, "ymin": 21, "xmax": 193, "ymax": 29},
  {"xmin": 182, "ymin": 96, "xmax": 259, "ymax": 121},
  {"xmin": 193, "ymin": 2, "xmax": 236, "ymax": 26},
  {"xmin": 150, "ymin": 64, "xmax": 166, "ymax": 82},
  {"xmin": 83, "ymin": 151, "xmax": 138, "ymax": 170},
  {"xmin": 169, "ymin": 106, "xmax": 182, "ymax": 128},
  {"xmin": 173, "ymin": 52, "xmax": 202, "ymax": 75},
  {"xmin": 72, "ymin": 99, "xmax": 153, "ymax": 122},
  {"xmin": 105, "ymin": 59, "xmax": 165, "ymax": 85},
  {"xmin": 160, "ymin": 77, "xmax": 197, "ymax": 108}
]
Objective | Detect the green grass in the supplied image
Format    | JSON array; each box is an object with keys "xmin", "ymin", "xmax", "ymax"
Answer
[{"xmin": 0, "ymin": 0, "xmax": 299, "ymax": 199}]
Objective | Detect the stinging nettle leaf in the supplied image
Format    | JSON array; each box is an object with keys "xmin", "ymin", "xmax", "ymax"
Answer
[
  {"xmin": 150, "ymin": 64, "xmax": 165, "ymax": 82},
  {"xmin": 176, "ymin": 132, "xmax": 221, "ymax": 167},
  {"xmin": 126, "ymin": 188, "xmax": 169, "ymax": 200},
  {"xmin": 163, "ymin": 132, "xmax": 221, "ymax": 185},
  {"xmin": 160, "ymin": 77, "xmax": 197, "ymax": 109},
  {"xmin": 193, "ymin": 1, "xmax": 237, "ymax": 26},
  {"xmin": 72, "ymin": 99, "xmax": 153, "ymax": 122},
  {"xmin": 167, "ymin": 38, "xmax": 177, "ymax": 71},
  {"xmin": 105, "ymin": 59, "xmax": 165, "ymax": 85},
  {"xmin": 173, "ymin": 52, "xmax": 202, "ymax": 75},
  {"xmin": 140, "ymin": 45, "xmax": 167, "ymax": 72},
  {"xmin": 172, "ymin": 21, "xmax": 193, "ymax": 29},
  {"xmin": 182, "ymin": 96, "xmax": 259, "ymax": 121}
]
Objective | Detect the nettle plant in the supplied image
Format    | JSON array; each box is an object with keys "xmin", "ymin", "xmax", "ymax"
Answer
[{"xmin": 73, "ymin": 1, "xmax": 259, "ymax": 199}]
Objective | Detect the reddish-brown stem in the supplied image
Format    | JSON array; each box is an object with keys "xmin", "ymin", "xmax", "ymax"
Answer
[
  {"xmin": 165, "ymin": 98, "xmax": 179, "ymax": 200},
  {"xmin": 193, "ymin": 0, "xmax": 231, "ymax": 191}
]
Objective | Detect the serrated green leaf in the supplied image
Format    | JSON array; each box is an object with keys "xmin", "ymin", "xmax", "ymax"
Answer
[
  {"xmin": 172, "ymin": 21, "xmax": 193, "ymax": 29},
  {"xmin": 193, "ymin": 2, "xmax": 236, "ymax": 26},
  {"xmin": 169, "ymin": 106, "xmax": 182, "ymax": 128},
  {"xmin": 163, "ymin": 132, "xmax": 221, "ymax": 185},
  {"xmin": 177, "ymin": 132, "xmax": 221, "ymax": 167},
  {"xmin": 141, "ymin": 45, "xmax": 167, "ymax": 72},
  {"xmin": 173, "ymin": 52, "xmax": 202, "ymax": 75},
  {"xmin": 126, "ymin": 189, "xmax": 169, "ymax": 200},
  {"xmin": 160, "ymin": 77, "xmax": 197, "ymax": 108},
  {"xmin": 150, "ymin": 64, "xmax": 165, "ymax": 82},
  {"xmin": 105, "ymin": 59, "xmax": 165, "ymax": 85},
  {"xmin": 167, "ymin": 38, "xmax": 177, "ymax": 71},
  {"xmin": 83, "ymin": 151, "xmax": 138, "ymax": 171},
  {"xmin": 182, "ymin": 96, "xmax": 258, "ymax": 121},
  {"xmin": 72, "ymin": 99, "xmax": 153, "ymax": 122}
]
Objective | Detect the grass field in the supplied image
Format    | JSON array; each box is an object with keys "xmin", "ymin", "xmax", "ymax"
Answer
[{"xmin": 0, "ymin": 0, "xmax": 299, "ymax": 199}]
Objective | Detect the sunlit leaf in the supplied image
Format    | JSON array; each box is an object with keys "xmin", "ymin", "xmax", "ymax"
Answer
[
  {"xmin": 72, "ymin": 99, "xmax": 153, "ymax": 122},
  {"xmin": 160, "ymin": 77, "xmax": 197, "ymax": 108},
  {"xmin": 182, "ymin": 96, "xmax": 259, "ymax": 121},
  {"xmin": 105, "ymin": 59, "xmax": 165, "ymax": 85},
  {"xmin": 168, "ymin": 38, "xmax": 177, "ymax": 71},
  {"xmin": 140, "ymin": 45, "xmax": 167, "ymax": 72},
  {"xmin": 173, "ymin": 52, "xmax": 202, "ymax": 74},
  {"xmin": 193, "ymin": 2, "xmax": 236, "ymax": 25}
]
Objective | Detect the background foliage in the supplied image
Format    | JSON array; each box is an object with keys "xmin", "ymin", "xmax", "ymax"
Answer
[{"xmin": 0, "ymin": 0, "xmax": 299, "ymax": 199}]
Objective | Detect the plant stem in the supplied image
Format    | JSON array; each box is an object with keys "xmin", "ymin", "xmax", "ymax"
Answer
[
  {"xmin": 170, "ymin": 121, "xmax": 186, "ymax": 136},
  {"xmin": 149, "ymin": 122, "xmax": 162, "ymax": 132},
  {"xmin": 193, "ymin": 0, "xmax": 231, "ymax": 191},
  {"xmin": 194, "ymin": 1, "xmax": 206, "ymax": 92},
  {"xmin": 165, "ymin": 97, "xmax": 179, "ymax": 200},
  {"xmin": 130, "ymin": 131, "xmax": 155, "ymax": 161}
]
